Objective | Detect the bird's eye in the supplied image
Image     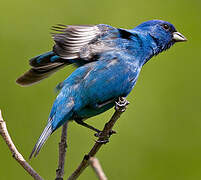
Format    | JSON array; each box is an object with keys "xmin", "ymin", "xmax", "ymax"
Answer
[{"xmin": 162, "ymin": 24, "xmax": 170, "ymax": 30}]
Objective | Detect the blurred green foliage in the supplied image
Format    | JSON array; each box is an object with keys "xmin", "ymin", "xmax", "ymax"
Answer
[{"xmin": 0, "ymin": 0, "xmax": 201, "ymax": 179}]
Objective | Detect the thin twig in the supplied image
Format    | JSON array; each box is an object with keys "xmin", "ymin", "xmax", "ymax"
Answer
[
  {"xmin": 0, "ymin": 110, "xmax": 43, "ymax": 180},
  {"xmin": 67, "ymin": 97, "xmax": 129, "ymax": 180},
  {"xmin": 89, "ymin": 157, "xmax": 107, "ymax": 180},
  {"xmin": 55, "ymin": 122, "xmax": 68, "ymax": 180}
]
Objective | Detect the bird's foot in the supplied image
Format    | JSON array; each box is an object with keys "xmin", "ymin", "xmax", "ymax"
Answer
[
  {"xmin": 94, "ymin": 131, "xmax": 102, "ymax": 137},
  {"xmin": 109, "ymin": 130, "xmax": 117, "ymax": 136},
  {"xmin": 95, "ymin": 139, "xmax": 109, "ymax": 144},
  {"xmin": 94, "ymin": 130, "xmax": 116, "ymax": 144},
  {"xmin": 94, "ymin": 130, "xmax": 116, "ymax": 137},
  {"xmin": 115, "ymin": 97, "xmax": 130, "ymax": 112}
]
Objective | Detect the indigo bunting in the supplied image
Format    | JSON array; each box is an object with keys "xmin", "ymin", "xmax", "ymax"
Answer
[{"xmin": 16, "ymin": 20, "xmax": 187, "ymax": 158}]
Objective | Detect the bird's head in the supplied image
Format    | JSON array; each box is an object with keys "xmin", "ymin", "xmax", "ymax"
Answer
[{"xmin": 134, "ymin": 20, "xmax": 187, "ymax": 55}]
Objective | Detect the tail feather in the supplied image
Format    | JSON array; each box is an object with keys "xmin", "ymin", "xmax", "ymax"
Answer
[
  {"xmin": 16, "ymin": 51, "xmax": 71, "ymax": 86},
  {"xmin": 29, "ymin": 88, "xmax": 75, "ymax": 159},
  {"xmin": 16, "ymin": 62, "xmax": 66, "ymax": 86},
  {"xmin": 29, "ymin": 120, "xmax": 53, "ymax": 159}
]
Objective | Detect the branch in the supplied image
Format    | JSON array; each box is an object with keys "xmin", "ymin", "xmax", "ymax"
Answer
[
  {"xmin": 67, "ymin": 97, "xmax": 129, "ymax": 180},
  {"xmin": 55, "ymin": 122, "xmax": 68, "ymax": 180},
  {"xmin": 0, "ymin": 110, "xmax": 43, "ymax": 180},
  {"xmin": 89, "ymin": 157, "xmax": 107, "ymax": 180}
]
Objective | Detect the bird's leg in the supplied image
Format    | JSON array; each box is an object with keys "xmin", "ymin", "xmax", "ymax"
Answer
[
  {"xmin": 115, "ymin": 97, "xmax": 130, "ymax": 111},
  {"xmin": 74, "ymin": 97, "xmax": 128, "ymax": 142},
  {"xmin": 74, "ymin": 119, "xmax": 101, "ymax": 134},
  {"xmin": 74, "ymin": 119, "xmax": 116, "ymax": 140},
  {"xmin": 95, "ymin": 97, "xmax": 128, "ymax": 144}
]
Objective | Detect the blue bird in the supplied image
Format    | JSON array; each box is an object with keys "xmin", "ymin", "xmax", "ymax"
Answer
[{"xmin": 16, "ymin": 20, "xmax": 187, "ymax": 158}]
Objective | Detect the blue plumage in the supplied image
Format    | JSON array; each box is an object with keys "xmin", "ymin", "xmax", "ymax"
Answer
[{"xmin": 17, "ymin": 20, "xmax": 186, "ymax": 158}]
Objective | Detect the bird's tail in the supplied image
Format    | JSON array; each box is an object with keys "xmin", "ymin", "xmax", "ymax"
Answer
[
  {"xmin": 16, "ymin": 51, "xmax": 71, "ymax": 86},
  {"xmin": 29, "ymin": 119, "xmax": 53, "ymax": 159}
]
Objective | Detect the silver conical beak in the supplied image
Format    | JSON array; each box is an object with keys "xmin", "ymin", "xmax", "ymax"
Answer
[{"xmin": 173, "ymin": 32, "xmax": 187, "ymax": 42}]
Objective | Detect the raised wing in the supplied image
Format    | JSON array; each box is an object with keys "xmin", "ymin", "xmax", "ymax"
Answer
[{"xmin": 52, "ymin": 24, "xmax": 118, "ymax": 60}]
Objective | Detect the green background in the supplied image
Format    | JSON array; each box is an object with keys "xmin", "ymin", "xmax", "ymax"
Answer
[{"xmin": 1, "ymin": 0, "xmax": 201, "ymax": 179}]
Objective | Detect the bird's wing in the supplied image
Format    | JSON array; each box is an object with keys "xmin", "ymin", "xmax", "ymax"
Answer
[{"xmin": 51, "ymin": 24, "xmax": 120, "ymax": 60}]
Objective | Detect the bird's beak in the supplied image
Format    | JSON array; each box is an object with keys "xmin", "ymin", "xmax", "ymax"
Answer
[{"xmin": 172, "ymin": 32, "xmax": 187, "ymax": 42}]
